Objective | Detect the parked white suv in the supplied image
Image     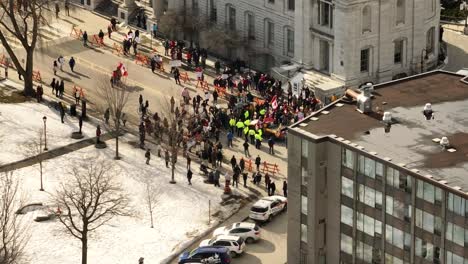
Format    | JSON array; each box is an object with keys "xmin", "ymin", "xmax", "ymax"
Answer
[
  {"xmin": 212, "ymin": 222, "xmax": 260, "ymax": 243},
  {"xmin": 249, "ymin": 196, "xmax": 287, "ymax": 222},
  {"xmin": 199, "ymin": 235, "xmax": 246, "ymax": 257}
]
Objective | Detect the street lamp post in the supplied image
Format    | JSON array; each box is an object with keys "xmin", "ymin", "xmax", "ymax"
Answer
[
  {"xmin": 421, "ymin": 48, "xmax": 428, "ymax": 73},
  {"xmin": 43, "ymin": 116, "xmax": 48, "ymax": 151}
]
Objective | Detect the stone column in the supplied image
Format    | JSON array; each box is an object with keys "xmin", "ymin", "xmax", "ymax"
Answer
[{"xmin": 152, "ymin": 0, "xmax": 165, "ymax": 19}]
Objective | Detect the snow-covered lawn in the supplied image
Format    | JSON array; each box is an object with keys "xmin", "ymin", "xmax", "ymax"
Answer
[
  {"xmin": 14, "ymin": 134, "xmax": 230, "ymax": 264},
  {"xmin": 0, "ymin": 100, "xmax": 96, "ymax": 164}
]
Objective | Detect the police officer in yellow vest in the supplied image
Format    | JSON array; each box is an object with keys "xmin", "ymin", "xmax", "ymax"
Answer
[
  {"xmin": 229, "ymin": 117, "xmax": 236, "ymax": 133},
  {"xmin": 243, "ymin": 126, "xmax": 249, "ymax": 141},
  {"xmin": 249, "ymin": 128, "xmax": 256, "ymax": 144},
  {"xmin": 236, "ymin": 120, "xmax": 244, "ymax": 137},
  {"xmin": 259, "ymin": 108, "xmax": 266, "ymax": 116},
  {"xmin": 244, "ymin": 110, "xmax": 249, "ymax": 120}
]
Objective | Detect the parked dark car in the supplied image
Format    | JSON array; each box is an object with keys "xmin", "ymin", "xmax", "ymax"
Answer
[{"xmin": 179, "ymin": 246, "xmax": 231, "ymax": 264}]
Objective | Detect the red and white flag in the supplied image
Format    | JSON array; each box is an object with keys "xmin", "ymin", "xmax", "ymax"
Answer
[
  {"xmin": 271, "ymin": 95, "xmax": 278, "ymax": 110},
  {"xmin": 117, "ymin": 62, "xmax": 128, "ymax": 77}
]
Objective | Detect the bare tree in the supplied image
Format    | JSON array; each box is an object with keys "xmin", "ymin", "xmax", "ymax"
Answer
[
  {"xmin": 96, "ymin": 75, "xmax": 131, "ymax": 160},
  {"xmin": 158, "ymin": 8, "xmax": 208, "ymax": 45},
  {"xmin": 0, "ymin": 0, "xmax": 50, "ymax": 96},
  {"xmin": 143, "ymin": 179, "xmax": 158, "ymax": 228},
  {"xmin": 54, "ymin": 163, "xmax": 131, "ymax": 264},
  {"xmin": 0, "ymin": 171, "xmax": 28, "ymax": 264},
  {"xmin": 23, "ymin": 130, "xmax": 46, "ymax": 191}
]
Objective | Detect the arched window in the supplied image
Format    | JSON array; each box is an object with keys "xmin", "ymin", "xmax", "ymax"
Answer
[
  {"xmin": 396, "ymin": 0, "xmax": 405, "ymax": 24},
  {"xmin": 426, "ymin": 27, "xmax": 435, "ymax": 54},
  {"xmin": 362, "ymin": 5, "xmax": 371, "ymax": 33}
]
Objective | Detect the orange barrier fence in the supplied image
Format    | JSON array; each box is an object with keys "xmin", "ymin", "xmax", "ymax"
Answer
[
  {"xmin": 180, "ymin": 71, "xmax": 190, "ymax": 83},
  {"xmin": 261, "ymin": 161, "xmax": 280, "ymax": 175},
  {"xmin": 242, "ymin": 158, "xmax": 253, "ymax": 172},
  {"xmin": 0, "ymin": 54, "xmax": 15, "ymax": 69},
  {"xmin": 70, "ymin": 26, "xmax": 83, "ymax": 39},
  {"xmin": 91, "ymin": 34, "xmax": 105, "ymax": 47},
  {"xmin": 135, "ymin": 54, "xmax": 149, "ymax": 66},
  {"xmin": 113, "ymin": 43, "xmax": 123, "ymax": 55},
  {"xmin": 196, "ymin": 80, "xmax": 210, "ymax": 91},
  {"xmin": 32, "ymin": 70, "xmax": 42, "ymax": 83}
]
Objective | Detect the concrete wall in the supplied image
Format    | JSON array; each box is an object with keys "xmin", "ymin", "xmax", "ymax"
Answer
[{"xmin": 287, "ymin": 132, "xmax": 302, "ymax": 264}]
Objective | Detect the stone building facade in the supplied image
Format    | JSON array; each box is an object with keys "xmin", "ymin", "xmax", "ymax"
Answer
[{"xmin": 105, "ymin": 0, "xmax": 441, "ymax": 86}]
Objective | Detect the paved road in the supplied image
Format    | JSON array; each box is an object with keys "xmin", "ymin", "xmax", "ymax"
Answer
[{"xmin": 170, "ymin": 199, "xmax": 287, "ymax": 264}]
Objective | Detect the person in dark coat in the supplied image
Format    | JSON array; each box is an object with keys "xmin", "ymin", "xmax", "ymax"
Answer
[
  {"xmin": 233, "ymin": 165, "xmax": 240, "ymax": 188},
  {"xmin": 82, "ymin": 31, "xmax": 88, "ymax": 46},
  {"xmin": 59, "ymin": 102, "xmax": 65, "ymax": 123},
  {"xmin": 186, "ymin": 155, "xmax": 191, "ymax": 169},
  {"xmin": 282, "ymin": 181, "xmax": 288, "ymax": 197},
  {"xmin": 265, "ymin": 173, "xmax": 270, "ymax": 190},
  {"xmin": 214, "ymin": 169, "xmax": 220, "ymax": 187},
  {"xmin": 268, "ymin": 137, "xmax": 275, "ymax": 155},
  {"xmin": 269, "ymin": 181, "xmax": 276, "ymax": 196},
  {"xmin": 104, "ymin": 108, "xmax": 110, "ymax": 124},
  {"xmin": 187, "ymin": 169, "xmax": 193, "ymax": 185},
  {"xmin": 145, "ymin": 149, "xmax": 151, "ymax": 165},
  {"xmin": 230, "ymin": 155, "xmax": 237, "ymax": 170},
  {"xmin": 59, "ymin": 80, "xmax": 64, "ymax": 98},
  {"xmin": 243, "ymin": 141, "xmax": 250, "ymax": 157},
  {"xmin": 165, "ymin": 149, "xmax": 170, "ymax": 168},
  {"xmin": 216, "ymin": 150, "xmax": 223, "ymax": 167},
  {"xmin": 172, "ymin": 67, "xmax": 181, "ymax": 85},
  {"xmin": 242, "ymin": 173, "xmax": 248, "ymax": 187},
  {"xmin": 78, "ymin": 115, "xmax": 83, "ymax": 134},
  {"xmin": 239, "ymin": 158, "xmax": 245, "ymax": 172},
  {"xmin": 69, "ymin": 57, "xmax": 76, "ymax": 72},
  {"xmin": 50, "ymin": 78, "xmax": 56, "ymax": 94},
  {"xmin": 255, "ymin": 155, "xmax": 261, "ymax": 171},
  {"xmin": 36, "ymin": 85, "xmax": 43, "ymax": 102},
  {"xmin": 96, "ymin": 125, "xmax": 102, "ymax": 143}
]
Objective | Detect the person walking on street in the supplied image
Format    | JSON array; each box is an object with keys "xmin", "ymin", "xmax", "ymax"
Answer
[
  {"xmin": 187, "ymin": 169, "xmax": 193, "ymax": 185},
  {"xmin": 172, "ymin": 67, "xmax": 181, "ymax": 85},
  {"xmin": 53, "ymin": 61, "xmax": 58, "ymax": 75},
  {"xmin": 239, "ymin": 158, "xmax": 245, "ymax": 172},
  {"xmin": 36, "ymin": 85, "xmax": 43, "ymax": 102},
  {"xmin": 58, "ymin": 55, "xmax": 65, "ymax": 71},
  {"xmin": 50, "ymin": 78, "xmax": 56, "ymax": 95},
  {"xmin": 64, "ymin": 0, "xmax": 70, "ymax": 16},
  {"xmin": 216, "ymin": 150, "xmax": 223, "ymax": 167},
  {"xmin": 269, "ymin": 181, "xmax": 276, "ymax": 196},
  {"xmin": 96, "ymin": 125, "xmax": 102, "ymax": 144},
  {"xmin": 265, "ymin": 173, "xmax": 270, "ymax": 190},
  {"xmin": 255, "ymin": 155, "xmax": 261, "ymax": 171},
  {"xmin": 282, "ymin": 181, "xmax": 288, "ymax": 197},
  {"xmin": 242, "ymin": 173, "xmax": 248, "ymax": 187},
  {"xmin": 165, "ymin": 149, "xmax": 170, "ymax": 168},
  {"xmin": 104, "ymin": 108, "xmax": 110, "ymax": 124},
  {"xmin": 186, "ymin": 155, "xmax": 191, "ymax": 170},
  {"xmin": 55, "ymin": 2, "xmax": 60, "ymax": 18},
  {"xmin": 230, "ymin": 155, "xmax": 237, "ymax": 170},
  {"xmin": 214, "ymin": 169, "xmax": 220, "ymax": 187},
  {"xmin": 79, "ymin": 115, "xmax": 83, "ymax": 134},
  {"xmin": 268, "ymin": 137, "xmax": 275, "ymax": 155},
  {"xmin": 69, "ymin": 57, "xmax": 76, "ymax": 72},
  {"xmin": 227, "ymin": 131, "xmax": 233, "ymax": 147},
  {"xmin": 98, "ymin": 29, "xmax": 105, "ymax": 44},
  {"xmin": 170, "ymin": 96, "xmax": 175, "ymax": 113},
  {"xmin": 233, "ymin": 168, "xmax": 240, "ymax": 188},
  {"xmin": 107, "ymin": 24, "xmax": 112, "ymax": 39},
  {"xmin": 82, "ymin": 31, "xmax": 88, "ymax": 47},
  {"xmin": 58, "ymin": 102, "xmax": 65, "ymax": 123},
  {"xmin": 243, "ymin": 140, "xmax": 250, "ymax": 157},
  {"xmin": 145, "ymin": 149, "xmax": 151, "ymax": 165},
  {"xmin": 59, "ymin": 80, "xmax": 64, "ymax": 98},
  {"xmin": 139, "ymin": 94, "xmax": 143, "ymax": 106}
]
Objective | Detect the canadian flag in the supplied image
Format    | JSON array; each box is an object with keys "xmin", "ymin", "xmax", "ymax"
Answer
[
  {"xmin": 271, "ymin": 95, "xmax": 278, "ymax": 110},
  {"xmin": 117, "ymin": 63, "xmax": 128, "ymax": 77}
]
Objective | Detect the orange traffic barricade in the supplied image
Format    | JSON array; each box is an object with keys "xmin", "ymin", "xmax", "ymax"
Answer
[
  {"xmin": 91, "ymin": 34, "xmax": 105, "ymax": 47},
  {"xmin": 262, "ymin": 161, "xmax": 280, "ymax": 175},
  {"xmin": 243, "ymin": 158, "xmax": 253, "ymax": 172},
  {"xmin": 254, "ymin": 98, "xmax": 266, "ymax": 106},
  {"xmin": 180, "ymin": 71, "xmax": 190, "ymax": 83},
  {"xmin": 0, "ymin": 54, "xmax": 15, "ymax": 69},
  {"xmin": 196, "ymin": 80, "xmax": 210, "ymax": 91},
  {"xmin": 135, "ymin": 54, "xmax": 149, "ymax": 66},
  {"xmin": 70, "ymin": 26, "xmax": 83, "ymax": 39},
  {"xmin": 32, "ymin": 70, "xmax": 42, "ymax": 83}
]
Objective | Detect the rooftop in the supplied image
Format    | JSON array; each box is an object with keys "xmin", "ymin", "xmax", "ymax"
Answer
[{"xmin": 292, "ymin": 71, "xmax": 468, "ymax": 195}]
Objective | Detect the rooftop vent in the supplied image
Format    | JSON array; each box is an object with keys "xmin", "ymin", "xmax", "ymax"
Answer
[
  {"xmin": 360, "ymin": 82, "xmax": 374, "ymax": 97},
  {"xmin": 382, "ymin": 112, "xmax": 392, "ymax": 123},
  {"xmin": 346, "ymin": 89, "xmax": 372, "ymax": 114},
  {"xmin": 423, "ymin": 103, "xmax": 434, "ymax": 120},
  {"xmin": 440, "ymin": 137, "xmax": 450, "ymax": 149}
]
